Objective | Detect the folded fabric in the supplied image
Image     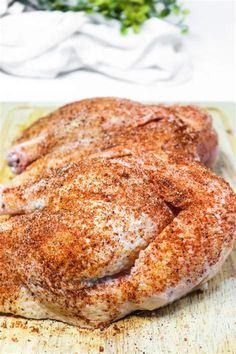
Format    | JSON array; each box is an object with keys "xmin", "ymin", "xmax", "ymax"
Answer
[
  {"xmin": 0, "ymin": 0, "xmax": 10, "ymax": 15},
  {"xmin": 0, "ymin": 0, "xmax": 24, "ymax": 15},
  {"xmin": 0, "ymin": 10, "xmax": 192, "ymax": 85}
]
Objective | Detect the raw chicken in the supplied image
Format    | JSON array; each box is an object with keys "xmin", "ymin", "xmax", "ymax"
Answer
[
  {"xmin": 6, "ymin": 98, "xmax": 218, "ymax": 178},
  {"xmin": 0, "ymin": 149, "xmax": 235, "ymax": 328}
]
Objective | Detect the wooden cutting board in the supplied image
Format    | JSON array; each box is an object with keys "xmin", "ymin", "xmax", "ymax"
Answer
[{"xmin": 0, "ymin": 102, "xmax": 235, "ymax": 354}]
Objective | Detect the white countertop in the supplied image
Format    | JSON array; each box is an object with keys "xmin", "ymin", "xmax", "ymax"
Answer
[{"xmin": 0, "ymin": 0, "xmax": 235, "ymax": 102}]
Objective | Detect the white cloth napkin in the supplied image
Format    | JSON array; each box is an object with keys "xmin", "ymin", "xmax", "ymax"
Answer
[
  {"xmin": 0, "ymin": 0, "xmax": 24, "ymax": 15},
  {"xmin": 0, "ymin": 10, "xmax": 192, "ymax": 84},
  {"xmin": 0, "ymin": 0, "xmax": 10, "ymax": 15}
]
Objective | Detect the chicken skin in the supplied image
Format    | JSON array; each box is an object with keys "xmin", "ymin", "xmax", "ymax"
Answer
[
  {"xmin": 0, "ymin": 149, "xmax": 235, "ymax": 328},
  {"xmin": 6, "ymin": 98, "xmax": 218, "ymax": 178},
  {"xmin": 0, "ymin": 99, "xmax": 234, "ymax": 328}
]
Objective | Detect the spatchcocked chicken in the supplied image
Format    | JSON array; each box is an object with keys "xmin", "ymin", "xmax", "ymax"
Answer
[{"xmin": 0, "ymin": 98, "xmax": 235, "ymax": 329}]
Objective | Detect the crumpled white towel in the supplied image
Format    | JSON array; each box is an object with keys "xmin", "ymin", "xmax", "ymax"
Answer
[
  {"xmin": 0, "ymin": 0, "xmax": 24, "ymax": 15},
  {"xmin": 0, "ymin": 0, "xmax": 11, "ymax": 15},
  {"xmin": 0, "ymin": 10, "xmax": 192, "ymax": 84}
]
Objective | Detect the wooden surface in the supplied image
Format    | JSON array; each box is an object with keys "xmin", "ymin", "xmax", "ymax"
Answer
[{"xmin": 0, "ymin": 103, "xmax": 235, "ymax": 354}]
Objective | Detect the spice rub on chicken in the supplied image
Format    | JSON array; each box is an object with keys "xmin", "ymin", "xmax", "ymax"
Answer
[
  {"xmin": 0, "ymin": 98, "xmax": 235, "ymax": 328},
  {"xmin": 6, "ymin": 98, "xmax": 218, "ymax": 176}
]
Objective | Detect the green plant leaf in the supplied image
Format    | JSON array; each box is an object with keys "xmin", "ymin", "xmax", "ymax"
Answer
[{"xmin": 26, "ymin": 0, "xmax": 189, "ymax": 34}]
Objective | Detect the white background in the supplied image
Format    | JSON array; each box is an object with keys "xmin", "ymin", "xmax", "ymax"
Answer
[{"xmin": 0, "ymin": 0, "xmax": 235, "ymax": 103}]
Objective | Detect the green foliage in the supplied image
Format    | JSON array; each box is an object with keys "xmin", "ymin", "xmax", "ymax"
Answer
[{"xmin": 28, "ymin": 0, "xmax": 189, "ymax": 34}]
